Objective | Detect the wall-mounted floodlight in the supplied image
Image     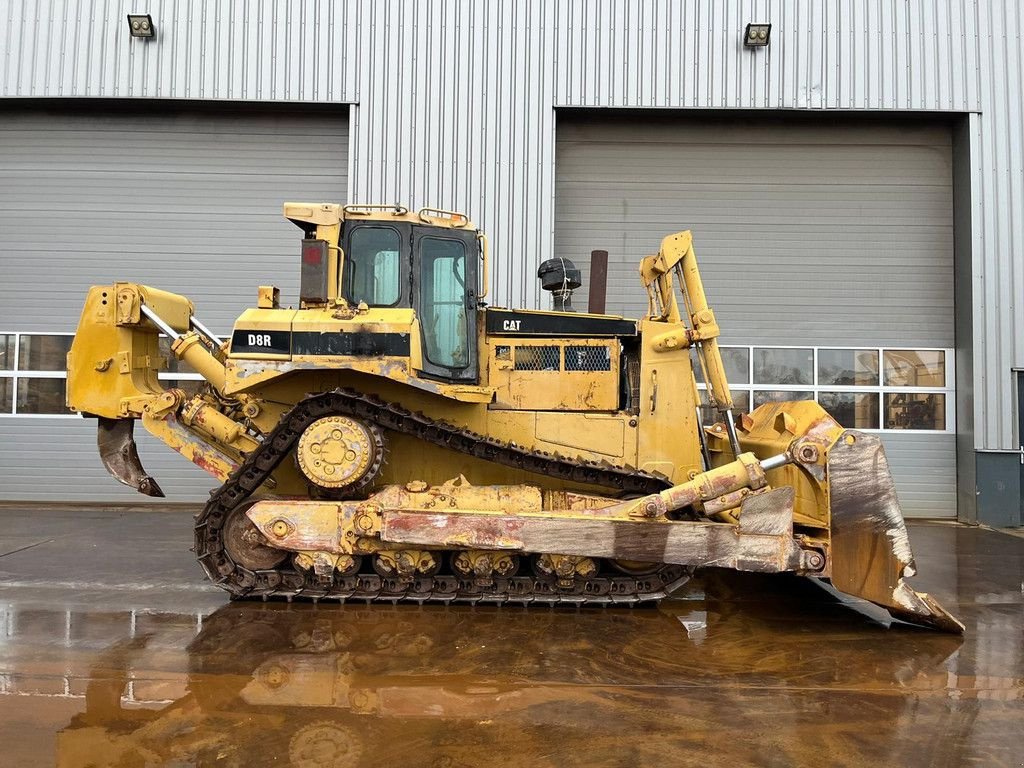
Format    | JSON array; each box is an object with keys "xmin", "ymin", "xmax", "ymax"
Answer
[
  {"xmin": 127, "ymin": 14, "xmax": 155, "ymax": 39},
  {"xmin": 744, "ymin": 23, "xmax": 771, "ymax": 47}
]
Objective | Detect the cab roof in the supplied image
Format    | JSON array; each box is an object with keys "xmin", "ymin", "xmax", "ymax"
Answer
[{"xmin": 284, "ymin": 202, "xmax": 477, "ymax": 231}]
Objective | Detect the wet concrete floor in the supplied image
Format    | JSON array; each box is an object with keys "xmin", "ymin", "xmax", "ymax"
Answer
[{"xmin": 0, "ymin": 506, "xmax": 1021, "ymax": 767}]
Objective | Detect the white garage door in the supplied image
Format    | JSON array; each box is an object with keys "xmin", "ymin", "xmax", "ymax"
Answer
[
  {"xmin": 555, "ymin": 114, "xmax": 955, "ymax": 517},
  {"xmin": 0, "ymin": 105, "xmax": 348, "ymax": 502}
]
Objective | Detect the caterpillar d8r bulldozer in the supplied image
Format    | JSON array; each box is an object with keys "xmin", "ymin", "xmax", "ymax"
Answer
[{"xmin": 66, "ymin": 203, "xmax": 963, "ymax": 632}]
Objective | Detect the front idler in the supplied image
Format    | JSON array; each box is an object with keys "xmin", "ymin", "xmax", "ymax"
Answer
[{"xmin": 97, "ymin": 417, "xmax": 165, "ymax": 497}]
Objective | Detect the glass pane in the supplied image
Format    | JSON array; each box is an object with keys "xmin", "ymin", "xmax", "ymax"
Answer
[
  {"xmin": 158, "ymin": 336, "xmax": 197, "ymax": 374},
  {"xmin": 0, "ymin": 334, "xmax": 14, "ymax": 371},
  {"xmin": 346, "ymin": 227, "xmax": 401, "ymax": 306},
  {"xmin": 515, "ymin": 346, "xmax": 560, "ymax": 371},
  {"xmin": 885, "ymin": 393, "xmax": 946, "ymax": 430},
  {"xmin": 420, "ymin": 237, "xmax": 469, "ymax": 369},
  {"xmin": 753, "ymin": 348, "xmax": 813, "ymax": 385},
  {"xmin": 699, "ymin": 388, "xmax": 750, "ymax": 426},
  {"xmin": 0, "ymin": 378, "xmax": 12, "ymax": 413},
  {"xmin": 16, "ymin": 378, "xmax": 69, "ymax": 414},
  {"xmin": 17, "ymin": 335, "xmax": 73, "ymax": 372},
  {"xmin": 883, "ymin": 350, "xmax": 946, "ymax": 387},
  {"xmin": 818, "ymin": 349, "xmax": 879, "ymax": 386},
  {"xmin": 722, "ymin": 347, "xmax": 750, "ymax": 384},
  {"xmin": 753, "ymin": 390, "xmax": 813, "ymax": 408},
  {"xmin": 692, "ymin": 347, "xmax": 748, "ymax": 385},
  {"xmin": 819, "ymin": 392, "xmax": 880, "ymax": 429}
]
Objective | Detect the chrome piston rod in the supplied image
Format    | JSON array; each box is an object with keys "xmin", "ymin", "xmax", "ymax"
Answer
[
  {"xmin": 190, "ymin": 316, "xmax": 223, "ymax": 346},
  {"xmin": 140, "ymin": 303, "xmax": 181, "ymax": 340}
]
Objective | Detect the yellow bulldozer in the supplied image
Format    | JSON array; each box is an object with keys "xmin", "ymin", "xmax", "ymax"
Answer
[{"xmin": 66, "ymin": 203, "xmax": 962, "ymax": 632}]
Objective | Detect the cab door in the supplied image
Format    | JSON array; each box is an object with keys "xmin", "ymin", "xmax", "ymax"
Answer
[{"xmin": 412, "ymin": 226, "xmax": 479, "ymax": 382}]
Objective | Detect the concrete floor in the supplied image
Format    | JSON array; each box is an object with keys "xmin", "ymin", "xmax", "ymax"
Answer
[{"xmin": 0, "ymin": 507, "xmax": 1021, "ymax": 768}]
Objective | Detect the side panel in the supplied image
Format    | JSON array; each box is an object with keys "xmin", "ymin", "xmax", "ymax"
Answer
[
  {"xmin": 487, "ymin": 338, "xmax": 619, "ymax": 411},
  {"xmin": 636, "ymin": 319, "xmax": 704, "ymax": 483}
]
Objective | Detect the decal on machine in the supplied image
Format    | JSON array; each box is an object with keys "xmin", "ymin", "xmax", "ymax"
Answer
[
  {"xmin": 485, "ymin": 309, "xmax": 637, "ymax": 337},
  {"xmin": 231, "ymin": 330, "xmax": 412, "ymax": 357},
  {"xmin": 293, "ymin": 332, "xmax": 411, "ymax": 357},
  {"xmin": 230, "ymin": 329, "xmax": 291, "ymax": 355}
]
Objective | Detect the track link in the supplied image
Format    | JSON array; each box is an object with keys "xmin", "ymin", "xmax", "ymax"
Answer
[{"xmin": 194, "ymin": 388, "xmax": 687, "ymax": 604}]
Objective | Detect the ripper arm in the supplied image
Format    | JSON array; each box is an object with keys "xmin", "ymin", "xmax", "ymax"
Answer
[
  {"xmin": 67, "ymin": 283, "xmax": 262, "ymax": 496},
  {"xmin": 639, "ymin": 231, "xmax": 741, "ymax": 452}
]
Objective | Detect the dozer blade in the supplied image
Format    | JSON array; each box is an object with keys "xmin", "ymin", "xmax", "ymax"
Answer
[
  {"xmin": 827, "ymin": 430, "xmax": 963, "ymax": 633},
  {"xmin": 97, "ymin": 417, "xmax": 165, "ymax": 498}
]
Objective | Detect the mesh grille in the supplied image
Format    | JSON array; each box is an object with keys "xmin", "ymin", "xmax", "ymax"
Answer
[
  {"xmin": 514, "ymin": 345, "xmax": 561, "ymax": 371},
  {"xmin": 565, "ymin": 345, "xmax": 611, "ymax": 371}
]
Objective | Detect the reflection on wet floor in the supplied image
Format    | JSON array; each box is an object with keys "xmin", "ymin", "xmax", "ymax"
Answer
[{"xmin": 0, "ymin": 520, "xmax": 1021, "ymax": 767}]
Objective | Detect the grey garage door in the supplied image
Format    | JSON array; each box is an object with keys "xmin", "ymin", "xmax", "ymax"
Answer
[
  {"xmin": 0, "ymin": 105, "xmax": 348, "ymax": 502},
  {"xmin": 555, "ymin": 114, "xmax": 955, "ymax": 517}
]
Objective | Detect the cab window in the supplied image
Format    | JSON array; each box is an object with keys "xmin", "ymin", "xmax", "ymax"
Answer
[
  {"xmin": 420, "ymin": 237, "xmax": 469, "ymax": 369},
  {"xmin": 345, "ymin": 227, "xmax": 401, "ymax": 306}
]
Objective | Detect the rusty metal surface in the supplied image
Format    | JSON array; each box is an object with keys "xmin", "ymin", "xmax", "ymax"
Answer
[
  {"xmin": 0, "ymin": 508, "xmax": 1021, "ymax": 767},
  {"xmin": 828, "ymin": 431, "xmax": 964, "ymax": 633},
  {"xmin": 378, "ymin": 509, "xmax": 803, "ymax": 574},
  {"xmin": 95, "ymin": 417, "xmax": 164, "ymax": 497}
]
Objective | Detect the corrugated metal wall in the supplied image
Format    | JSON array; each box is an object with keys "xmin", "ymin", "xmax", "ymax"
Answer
[
  {"xmin": 346, "ymin": 0, "xmax": 555, "ymax": 312},
  {"xmin": 1, "ymin": 0, "xmax": 359, "ymax": 103},
  {"xmin": 554, "ymin": 0, "xmax": 981, "ymax": 111},
  {"xmin": 2, "ymin": 0, "xmax": 1022, "ymax": 453}
]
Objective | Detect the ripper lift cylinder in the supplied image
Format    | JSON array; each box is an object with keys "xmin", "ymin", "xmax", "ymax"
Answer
[
  {"xmin": 172, "ymin": 333, "xmax": 227, "ymax": 393},
  {"xmin": 140, "ymin": 304, "xmax": 227, "ymax": 392}
]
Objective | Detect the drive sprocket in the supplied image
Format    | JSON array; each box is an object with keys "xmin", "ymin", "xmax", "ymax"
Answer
[{"xmin": 295, "ymin": 415, "xmax": 385, "ymax": 494}]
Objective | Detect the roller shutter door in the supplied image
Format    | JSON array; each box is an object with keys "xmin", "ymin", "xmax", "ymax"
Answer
[
  {"xmin": 0, "ymin": 105, "xmax": 348, "ymax": 502},
  {"xmin": 555, "ymin": 114, "xmax": 955, "ymax": 517}
]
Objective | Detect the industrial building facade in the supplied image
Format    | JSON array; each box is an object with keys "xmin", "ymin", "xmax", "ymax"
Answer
[{"xmin": 0, "ymin": 1, "xmax": 1019, "ymax": 527}]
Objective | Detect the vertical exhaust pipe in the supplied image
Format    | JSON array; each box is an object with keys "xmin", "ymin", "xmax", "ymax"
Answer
[{"xmin": 588, "ymin": 249, "xmax": 609, "ymax": 314}]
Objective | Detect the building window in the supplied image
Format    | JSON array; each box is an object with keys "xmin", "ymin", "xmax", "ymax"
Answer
[
  {"xmin": 0, "ymin": 332, "xmax": 206, "ymax": 418},
  {"xmin": 0, "ymin": 333, "xmax": 75, "ymax": 416},
  {"xmin": 696, "ymin": 345, "xmax": 954, "ymax": 434},
  {"xmin": 753, "ymin": 348, "xmax": 814, "ymax": 386}
]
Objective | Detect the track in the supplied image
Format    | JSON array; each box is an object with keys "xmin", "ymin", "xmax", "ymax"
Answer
[{"xmin": 194, "ymin": 388, "xmax": 689, "ymax": 604}]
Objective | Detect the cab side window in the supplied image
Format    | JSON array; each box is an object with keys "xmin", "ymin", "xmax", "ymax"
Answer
[
  {"xmin": 419, "ymin": 236, "xmax": 469, "ymax": 369},
  {"xmin": 345, "ymin": 227, "xmax": 401, "ymax": 306}
]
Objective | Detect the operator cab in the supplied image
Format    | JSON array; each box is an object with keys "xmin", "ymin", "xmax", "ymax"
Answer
[{"xmin": 290, "ymin": 204, "xmax": 482, "ymax": 383}]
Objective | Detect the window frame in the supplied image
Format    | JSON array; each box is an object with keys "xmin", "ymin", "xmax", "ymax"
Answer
[
  {"xmin": 696, "ymin": 344, "xmax": 955, "ymax": 435},
  {"xmin": 411, "ymin": 225, "xmax": 480, "ymax": 383},
  {"xmin": 0, "ymin": 331, "xmax": 206, "ymax": 419},
  {"xmin": 341, "ymin": 224, "xmax": 406, "ymax": 308}
]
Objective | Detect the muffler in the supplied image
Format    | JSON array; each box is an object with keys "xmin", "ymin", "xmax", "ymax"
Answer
[{"xmin": 97, "ymin": 417, "xmax": 165, "ymax": 498}]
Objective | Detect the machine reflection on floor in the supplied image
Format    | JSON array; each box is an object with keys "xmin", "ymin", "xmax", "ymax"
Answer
[{"xmin": 0, "ymin": 510, "xmax": 1021, "ymax": 767}]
